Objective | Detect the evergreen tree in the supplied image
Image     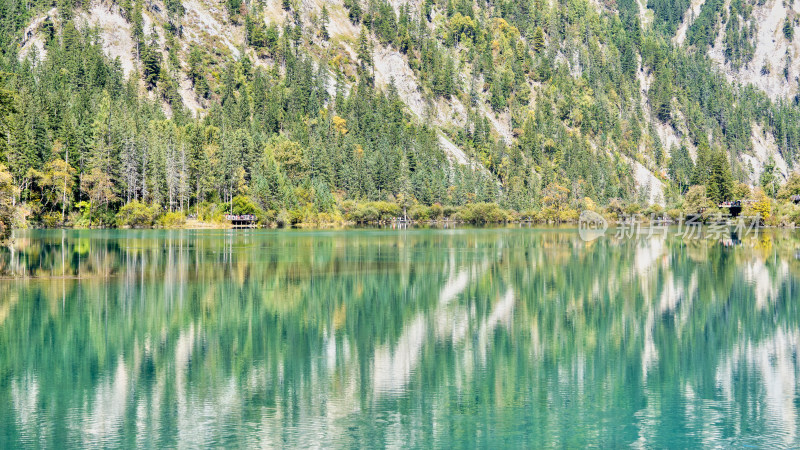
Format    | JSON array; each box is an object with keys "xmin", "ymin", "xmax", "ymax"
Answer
[
  {"xmin": 0, "ymin": 164, "xmax": 16, "ymax": 243},
  {"xmin": 321, "ymin": 5, "xmax": 330, "ymax": 41},
  {"xmin": 705, "ymin": 149, "xmax": 734, "ymax": 204},
  {"xmin": 760, "ymin": 158, "xmax": 778, "ymax": 197},
  {"xmin": 532, "ymin": 26, "xmax": 546, "ymax": 54}
]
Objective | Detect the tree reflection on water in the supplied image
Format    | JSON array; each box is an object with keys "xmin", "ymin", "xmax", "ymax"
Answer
[{"xmin": 1, "ymin": 228, "xmax": 800, "ymax": 447}]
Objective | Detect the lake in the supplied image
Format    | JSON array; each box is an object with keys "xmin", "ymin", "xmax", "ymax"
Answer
[{"xmin": 1, "ymin": 228, "xmax": 800, "ymax": 447}]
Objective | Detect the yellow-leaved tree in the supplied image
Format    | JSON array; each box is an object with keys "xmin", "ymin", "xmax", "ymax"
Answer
[{"xmin": 747, "ymin": 188, "xmax": 772, "ymax": 224}]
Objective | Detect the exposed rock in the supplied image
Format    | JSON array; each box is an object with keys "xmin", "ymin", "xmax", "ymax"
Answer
[
  {"xmin": 373, "ymin": 45, "xmax": 426, "ymax": 119},
  {"xmin": 478, "ymin": 103, "xmax": 513, "ymax": 146},
  {"xmin": 741, "ymin": 124, "xmax": 789, "ymax": 185},
  {"xmin": 633, "ymin": 159, "xmax": 666, "ymax": 206},
  {"xmin": 707, "ymin": 0, "xmax": 800, "ymax": 100},
  {"xmin": 18, "ymin": 8, "xmax": 56, "ymax": 63},
  {"xmin": 182, "ymin": 0, "xmax": 242, "ymax": 58},
  {"xmin": 77, "ymin": 3, "xmax": 137, "ymax": 76},
  {"xmin": 438, "ymin": 133, "xmax": 471, "ymax": 166}
]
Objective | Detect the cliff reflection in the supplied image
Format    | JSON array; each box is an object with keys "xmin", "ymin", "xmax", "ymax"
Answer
[{"xmin": 1, "ymin": 229, "xmax": 800, "ymax": 447}]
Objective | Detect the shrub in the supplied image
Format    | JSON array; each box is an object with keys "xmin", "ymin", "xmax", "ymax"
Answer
[
  {"xmin": 370, "ymin": 201, "xmax": 401, "ymax": 221},
  {"xmin": 40, "ymin": 212, "xmax": 62, "ymax": 228},
  {"xmin": 429, "ymin": 203, "xmax": 444, "ymax": 221},
  {"xmin": 519, "ymin": 209, "xmax": 540, "ymax": 222},
  {"xmin": 624, "ymin": 203, "xmax": 642, "ymax": 216},
  {"xmin": 559, "ymin": 207, "xmax": 579, "ymax": 223},
  {"xmin": 605, "ymin": 198, "xmax": 625, "ymax": 220},
  {"xmin": 540, "ymin": 206, "xmax": 560, "ymax": 223},
  {"xmin": 409, "ymin": 204, "xmax": 431, "ymax": 221},
  {"xmin": 71, "ymin": 201, "xmax": 93, "ymax": 228},
  {"xmin": 442, "ymin": 205, "xmax": 460, "ymax": 220},
  {"xmin": 581, "ymin": 197, "xmax": 598, "ymax": 212},
  {"xmin": 788, "ymin": 204, "xmax": 800, "ymax": 226},
  {"xmin": 665, "ymin": 208, "xmax": 683, "ymax": 221},
  {"xmin": 347, "ymin": 204, "xmax": 380, "ymax": 224},
  {"xmin": 116, "ymin": 201, "xmax": 159, "ymax": 228},
  {"xmin": 774, "ymin": 202, "xmax": 800, "ymax": 227},
  {"xmin": 683, "ymin": 185, "xmax": 713, "ymax": 215},
  {"xmin": 456, "ymin": 203, "xmax": 510, "ymax": 224},
  {"xmin": 197, "ymin": 202, "xmax": 226, "ymax": 223},
  {"xmin": 260, "ymin": 209, "xmax": 278, "ymax": 224},
  {"xmin": 232, "ymin": 195, "xmax": 264, "ymax": 217},
  {"xmin": 338, "ymin": 200, "xmax": 357, "ymax": 217},
  {"xmin": 289, "ymin": 208, "xmax": 306, "ymax": 225},
  {"xmin": 276, "ymin": 209, "xmax": 292, "ymax": 228},
  {"xmin": 157, "ymin": 211, "xmax": 186, "ymax": 228},
  {"xmin": 743, "ymin": 188, "xmax": 772, "ymax": 225}
]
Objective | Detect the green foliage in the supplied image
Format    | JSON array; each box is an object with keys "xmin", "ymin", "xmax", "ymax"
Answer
[
  {"xmin": 247, "ymin": 16, "xmax": 280, "ymax": 54},
  {"xmin": 344, "ymin": 0, "xmax": 363, "ymax": 23},
  {"xmin": 347, "ymin": 203, "xmax": 380, "ymax": 223},
  {"xmin": 648, "ymin": 0, "xmax": 691, "ymax": 34},
  {"xmin": 232, "ymin": 195, "xmax": 267, "ymax": 223},
  {"xmin": 724, "ymin": 0, "xmax": 755, "ymax": 69},
  {"xmin": 0, "ymin": 164, "xmax": 17, "ymax": 243},
  {"xmin": 683, "ymin": 185, "xmax": 713, "ymax": 214},
  {"xmin": 116, "ymin": 201, "xmax": 159, "ymax": 228},
  {"xmin": 455, "ymin": 203, "xmax": 510, "ymax": 224},
  {"xmin": 687, "ymin": 0, "xmax": 725, "ymax": 51},
  {"xmin": 760, "ymin": 158, "xmax": 779, "ymax": 198},
  {"xmin": 532, "ymin": 26, "xmax": 545, "ymax": 53},
  {"xmin": 187, "ymin": 45, "xmax": 205, "ymax": 85},
  {"xmin": 784, "ymin": 18, "xmax": 794, "ymax": 41},
  {"xmin": 370, "ymin": 201, "xmax": 401, "ymax": 220},
  {"xmin": 320, "ymin": 5, "xmax": 330, "ymax": 41},
  {"xmin": 668, "ymin": 145, "xmax": 694, "ymax": 194},
  {"xmin": 228, "ymin": 0, "xmax": 242, "ymax": 16},
  {"xmin": 141, "ymin": 37, "xmax": 162, "ymax": 89},
  {"xmin": 157, "ymin": 211, "xmax": 186, "ymax": 228},
  {"xmin": 777, "ymin": 173, "xmax": 800, "ymax": 200},
  {"xmin": 1, "ymin": 0, "xmax": 800, "ymax": 231},
  {"xmin": 705, "ymin": 149, "xmax": 734, "ymax": 204}
]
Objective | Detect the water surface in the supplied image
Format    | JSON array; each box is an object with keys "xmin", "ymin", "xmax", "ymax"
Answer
[{"xmin": 1, "ymin": 228, "xmax": 800, "ymax": 447}]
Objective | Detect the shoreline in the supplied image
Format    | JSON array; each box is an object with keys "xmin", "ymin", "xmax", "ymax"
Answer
[{"xmin": 10, "ymin": 218, "xmax": 800, "ymax": 232}]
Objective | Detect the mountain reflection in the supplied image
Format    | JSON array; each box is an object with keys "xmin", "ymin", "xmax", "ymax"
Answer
[{"xmin": 1, "ymin": 228, "xmax": 800, "ymax": 447}]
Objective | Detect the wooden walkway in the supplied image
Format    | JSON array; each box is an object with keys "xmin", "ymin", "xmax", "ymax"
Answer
[{"xmin": 224, "ymin": 214, "xmax": 257, "ymax": 228}]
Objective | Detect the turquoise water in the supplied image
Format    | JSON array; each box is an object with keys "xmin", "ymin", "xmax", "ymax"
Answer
[{"xmin": 1, "ymin": 228, "xmax": 800, "ymax": 447}]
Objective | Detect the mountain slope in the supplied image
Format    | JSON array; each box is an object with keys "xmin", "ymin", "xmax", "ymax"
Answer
[{"xmin": 2, "ymin": 0, "xmax": 800, "ymax": 227}]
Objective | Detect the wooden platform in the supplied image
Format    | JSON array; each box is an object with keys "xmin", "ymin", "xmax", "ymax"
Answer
[{"xmin": 224, "ymin": 214, "xmax": 257, "ymax": 228}]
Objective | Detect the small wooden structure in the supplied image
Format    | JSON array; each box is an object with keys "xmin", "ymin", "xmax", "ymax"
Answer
[
  {"xmin": 719, "ymin": 199, "xmax": 759, "ymax": 218},
  {"xmin": 224, "ymin": 214, "xmax": 257, "ymax": 228}
]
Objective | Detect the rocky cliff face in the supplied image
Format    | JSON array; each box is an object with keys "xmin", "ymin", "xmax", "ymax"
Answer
[
  {"xmin": 14, "ymin": 0, "xmax": 799, "ymax": 204},
  {"xmin": 704, "ymin": 0, "xmax": 800, "ymax": 101}
]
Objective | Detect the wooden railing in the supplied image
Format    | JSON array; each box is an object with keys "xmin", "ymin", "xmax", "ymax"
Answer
[{"xmin": 224, "ymin": 215, "xmax": 257, "ymax": 222}]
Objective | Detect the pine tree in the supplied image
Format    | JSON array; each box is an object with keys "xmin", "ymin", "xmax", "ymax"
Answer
[
  {"xmin": 0, "ymin": 164, "xmax": 17, "ymax": 243},
  {"xmin": 187, "ymin": 46, "xmax": 203, "ymax": 85},
  {"xmin": 705, "ymin": 149, "xmax": 733, "ymax": 204},
  {"xmin": 321, "ymin": 5, "xmax": 330, "ymax": 41},
  {"xmin": 0, "ymin": 83, "xmax": 16, "ymax": 163},
  {"xmin": 141, "ymin": 34, "xmax": 161, "ymax": 89},
  {"xmin": 784, "ymin": 18, "xmax": 794, "ymax": 41},
  {"xmin": 357, "ymin": 28, "xmax": 372, "ymax": 68},
  {"xmin": 760, "ymin": 158, "xmax": 778, "ymax": 197},
  {"xmin": 533, "ymin": 26, "xmax": 545, "ymax": 53}
]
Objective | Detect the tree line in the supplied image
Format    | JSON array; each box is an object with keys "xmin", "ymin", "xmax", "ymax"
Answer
[{"xmin": 1, "ymin": 0, "xmax": 800, "ymax": 234}]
